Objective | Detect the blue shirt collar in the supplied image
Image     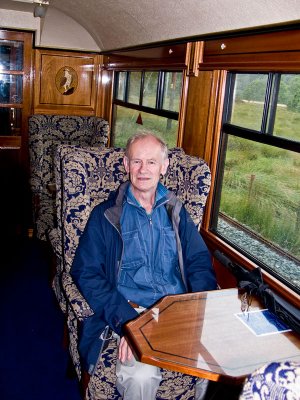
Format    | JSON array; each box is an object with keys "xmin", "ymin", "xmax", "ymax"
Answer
[{"xmin": 126, "ymin": 182, "xmax": 169, "ymax": 210}]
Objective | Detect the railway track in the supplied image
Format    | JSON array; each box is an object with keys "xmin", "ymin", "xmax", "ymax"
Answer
[{"xmin": 219, "ymin": 212, "xmax": 300, "ymax": 266}]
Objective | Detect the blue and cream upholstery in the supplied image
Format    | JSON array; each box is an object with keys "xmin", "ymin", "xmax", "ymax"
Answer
[
  {"xmin": 52, "ymin": 144, "xmax": 211, "ymax": 399},
  {"xmin": 240, "ymin": 361, "xmax": 300, "ymax": 399},
  {"xmin": 28, "ymin": 114, "xmax": 109, "ymax": 241}
]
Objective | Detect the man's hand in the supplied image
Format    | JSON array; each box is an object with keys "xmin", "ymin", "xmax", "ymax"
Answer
[{"xmin": 118, "ymin": 336, "xmax": 133, "ymax": 363}]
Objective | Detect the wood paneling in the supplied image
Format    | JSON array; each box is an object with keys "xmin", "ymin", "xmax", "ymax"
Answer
[
  {"xmin": 202, "ymin": 28, "xmax": 300, "ymax": 71},
  {"xmin": 0, "ymin": 136, "xmax": 21, "ymax": 149},
  {"xmin": 204, "ymin": 29, "xmax": 300, "ymax": 56},
  {"xmin": 181, "ymin": 71, "xmax": 214, "ymax": 158},
  {"xmin": 34, "ymin": 49, "xmax": 99, "ymax": 115},
  {"xmin": 96, "ymin": 56, "xmax": 114, "ymax": 137},
  {"xmin": 185, "ymin": 41, "xmax": 203, "ymax": 77},
  {"xmin": 104, "ymin": 43, "xmax": 187, "ymax": 71}
]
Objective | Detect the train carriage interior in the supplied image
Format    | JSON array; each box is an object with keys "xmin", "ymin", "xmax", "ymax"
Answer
[{"xmin": 0, "ymin": 1, "xmax": 300, "ymax": 399}]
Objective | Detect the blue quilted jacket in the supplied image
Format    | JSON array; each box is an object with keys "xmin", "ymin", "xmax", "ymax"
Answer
[{"xmin": 71, "ymin": 181, "xmax": 217, "ymax": 372}]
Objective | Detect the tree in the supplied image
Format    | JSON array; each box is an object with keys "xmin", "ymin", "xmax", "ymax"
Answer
[{"xmin": 242, "ymin": 79, "xmax": 266, "ymax": 102}]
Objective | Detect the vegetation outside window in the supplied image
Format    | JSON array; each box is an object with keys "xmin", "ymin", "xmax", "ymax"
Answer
[
  {"xmin": 112, "ymin": 70, "xmax": 182, "ymax": 148},
  {"xmin": 142, "ymin": 71, "xmax": 158, "ymax": 108},
  {"xmin": 211, "ymin": 73, "xmax": 300, "ymax": 294},
  {"xmin": 116, "ymin": 71, "xmax": 126, "ymax": 101},
  {"xmin": 162, "ymin": 72, "xmax": 182, "ymax": 112},
  {"xmin": 128, "ymin": 72, "xmax": 141, "ymax": 104}
]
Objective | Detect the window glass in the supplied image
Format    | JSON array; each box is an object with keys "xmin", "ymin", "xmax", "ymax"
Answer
[
  {"xmin": 0, "ymin": 40, "xmax": 23, "ymax": 70},
  {"xmin": 128, "ymin": 72, "xmax": 141, "ymax": 104},
  {"xmin": 142, "ymin": 72, "xmax": 158, "ymax": 108},
  {"xmin": 0, "ymin": 74, "xmax": 23, "ymax": 103},
  {"xmin": 116, "ymin": 71, "xmax": 126, "ymax": 101},
  {"xmin": 162, "ymin": 72, "xmax": 182, "ymax": 112},
  {"xmin": 216, "ymin": 135, "xmax": 300, "ymax": 289},
  {"xmin": 229, "ymin": 74, "xmax": 268, "ymax": 131},
  {"xmin": 273, "ymin": 74, "xmax": 300, "ymax": 142},
  {"xmin": 213, "ymin": 72, "xmax": 300, "ymax": 292},
  {"xmin": 113, "ymin": 105, "xmax": 178, "ymax": 148}
]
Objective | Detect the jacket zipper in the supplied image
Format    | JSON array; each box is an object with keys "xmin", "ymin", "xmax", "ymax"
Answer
[{"xmin": 148, "ymin": 214, "xmax": 154, "ymax": 269}]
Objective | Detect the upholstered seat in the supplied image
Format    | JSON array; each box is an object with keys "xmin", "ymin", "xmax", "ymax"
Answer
[
  {"xmin": 52, "ymin": 144, "xmax": 211, "ymax": 399},
  {"xmin": 239, "ymin": 361, "xmax": 300, "ymax": 399},
  {"xmin": 28, "ymin": 114, "xmax": 109, "ymax": 241}
]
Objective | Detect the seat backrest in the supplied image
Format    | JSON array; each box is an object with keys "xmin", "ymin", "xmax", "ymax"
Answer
[
  {"xmin": 28, "ymin": 114, "xmax": 109, "ymax": 240},
  {"xmin": 29, "ymin": 114, "xmax": 109, "ymax": 196},
  {"xmin": 57, "ymin": 145, "xmax": 211, "ymax": 274}
]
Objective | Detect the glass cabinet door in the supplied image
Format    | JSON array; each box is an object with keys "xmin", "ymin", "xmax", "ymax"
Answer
[
  {"xmin": 0, "ymin": 39, "xmax": 24, "ymax": 137},
  {"xmin": 0, "ymin": 30, "xmax": 33, "ymax": 240}
]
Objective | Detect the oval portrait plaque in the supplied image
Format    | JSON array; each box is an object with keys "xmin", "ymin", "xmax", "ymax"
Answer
[{"xmin": 55, "ymin": 66, "xmax": 78, "ymax": 95}]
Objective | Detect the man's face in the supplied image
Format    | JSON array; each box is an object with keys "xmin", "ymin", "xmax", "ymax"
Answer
[{"xmin": 124, "ymin": 136, "xmax": 169, "ymax": 197}]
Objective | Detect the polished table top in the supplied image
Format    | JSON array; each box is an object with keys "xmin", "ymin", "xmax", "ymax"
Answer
[{"xmin": 124, "ymin": 288, "xmax": 300, "ymax": 384}]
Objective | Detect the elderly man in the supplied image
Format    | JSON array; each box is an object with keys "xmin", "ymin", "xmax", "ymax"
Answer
[{"xmin": 71, "ymin": 132, "xmax": 217, "ymax": 399}]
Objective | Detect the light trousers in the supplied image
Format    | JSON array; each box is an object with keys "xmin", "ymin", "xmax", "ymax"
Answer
[
  {"xmin": 116, "ymin": 356, "xmax": 209, "ymax": 400},
  {"xmin": 116, "ymin": 356, "xmax": 162, "ymax": 400}
]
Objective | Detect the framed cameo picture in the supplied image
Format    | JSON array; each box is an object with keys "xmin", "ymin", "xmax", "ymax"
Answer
[{"xmin": 55, "ymin": 66, "xmax": 78, "ymax": 95}]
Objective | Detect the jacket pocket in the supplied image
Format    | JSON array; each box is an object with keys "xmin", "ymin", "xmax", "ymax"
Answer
[
  {"xmin": 162, "ymin": 226, "xmax": 178, "ymax": 262},
  {"xmin": 121, "ymin": 229, "xmax": 144, "ymax": 268}
]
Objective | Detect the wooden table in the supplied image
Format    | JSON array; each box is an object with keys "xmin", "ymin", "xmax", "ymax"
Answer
[{"xmin": 124, "ymin": 288, "xmax": 300, "ymax": 384}]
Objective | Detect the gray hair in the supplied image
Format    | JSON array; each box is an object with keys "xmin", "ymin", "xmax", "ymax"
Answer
[{"xmin": 125, "ymin": 132, "xmax": 168, "ymax": 160}]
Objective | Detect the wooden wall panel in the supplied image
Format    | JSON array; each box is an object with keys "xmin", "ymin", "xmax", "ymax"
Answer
[
  {"xmin": 181, "ymin": 71, "xmax": 214, "ymax": 159},
  {"xmin": 34, "ymin": 49, "xmax": 99, "ymax": 115},
  {"xmin": 104, "ymin": 43, "xmax": 187, "ymax": 71},
  {"xmin": 182, "ymin": 69, "xmax": 227, "ymax": 231},
  {"xmin": 202, "ymin": 28, "xmax": 300, "ymax": 71},
  {"xmin": 95, "ymin": 56, "xmax": 114, "ymax": 134}
]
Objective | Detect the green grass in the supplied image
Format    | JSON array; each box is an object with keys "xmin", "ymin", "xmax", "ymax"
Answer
[{"xmin": 231, "ymin": 102, "xmax": 300, "ymax": 141}]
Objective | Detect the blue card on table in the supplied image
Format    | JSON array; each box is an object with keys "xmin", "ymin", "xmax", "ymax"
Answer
[{"xmin": 235, "ymin": 309, "xmax": 292, "ymax": 336}]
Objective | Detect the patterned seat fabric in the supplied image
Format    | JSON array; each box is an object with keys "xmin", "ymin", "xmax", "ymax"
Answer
[
  {"xmin": 52, "ymin": 144, "xmax": 211, "ymax": 399},
  {"xmin": 239, "ymin": 361, "xmax": 300, "ymax": 400},
  {"xmin": 28, "ymin": 114, "xmax": 109, "ymax": 241}
]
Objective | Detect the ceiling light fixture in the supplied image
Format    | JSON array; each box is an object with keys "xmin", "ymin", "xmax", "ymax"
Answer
[{"xmin": 33, "ymin": 1, "xmax": 49, "ymax": 18}]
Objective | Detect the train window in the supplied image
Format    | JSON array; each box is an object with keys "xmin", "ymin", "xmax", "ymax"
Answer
[
  {"xmin": 113, "ymin": 105, "xmax": 178, "ymax": 148},
  {"xmin": 112, "ymin": 70, "xmax": 182, "ymax": 147},
  {"xmin": 142, "ymin": 71, "xmax": 159, "ymax": 108},
  {"xmin": 115, "ymin": 71, "xmax": 126, "ymax": 101},
  {"xmin": 211, "ymin": 72, "xmax": 300, "ymax": 293},
  {"xmin": 162, "ymin": 71, "xmax": 182, "ymax": 112},
  {"xmin": 128, "ymin": 72, "xmax": 142, "ymax": 104},
  {"xmin": 229, "ymin": 74, "xmax": 268, "ymax": 131},
  {"xmin": 273, "ymin": 74, "xmax": 300, "ymax": 142}
]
